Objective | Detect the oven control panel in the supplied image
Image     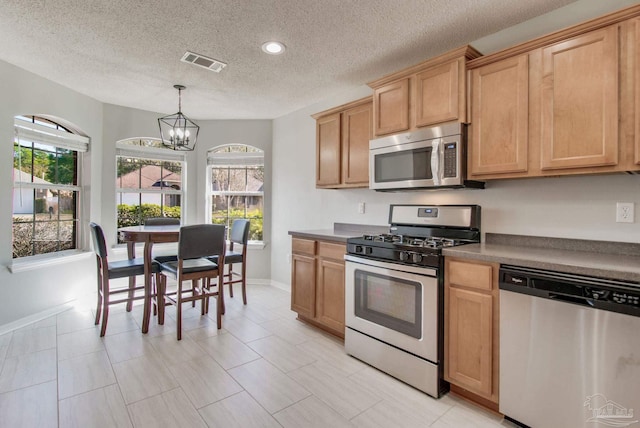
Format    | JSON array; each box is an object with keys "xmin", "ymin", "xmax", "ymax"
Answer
[{"xmin": 346, "ymin": 243, "xmax": 440, "ymax": 268}]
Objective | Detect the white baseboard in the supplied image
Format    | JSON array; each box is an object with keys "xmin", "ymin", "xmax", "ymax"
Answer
[
  {"xmin": 0, "ymin": 302, "xmax": 74, "ymax": 336},
  {"xmin": 247, "ymin": 278, "xmax": 290, "ymax": 292}
]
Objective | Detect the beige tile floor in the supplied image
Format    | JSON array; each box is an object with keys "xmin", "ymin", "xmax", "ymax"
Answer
[{"xmin": 0, "ymin": 283, "xmax": 517, "ymax": 428}]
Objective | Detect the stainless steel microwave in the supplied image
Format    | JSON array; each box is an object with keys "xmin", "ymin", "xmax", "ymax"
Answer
[{"xmin": 369, "ymin": 122, "xmax": 483, "ymax": 191}]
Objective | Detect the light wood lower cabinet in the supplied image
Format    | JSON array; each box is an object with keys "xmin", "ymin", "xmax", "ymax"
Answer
[
  {"xmin": 445, "ymin": 258, "xmax": 499, "ymax": 404},
  {"xmin": 290, "ymin": 237, "xmax": 345, "ymax": 338}
]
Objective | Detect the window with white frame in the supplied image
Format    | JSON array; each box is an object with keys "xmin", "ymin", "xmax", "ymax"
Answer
[
  {"xmin": 115, "ymin": 139, "xmax": 185, "ymax": 240},
  {"xmin": 207, "ymin": 145, "xmax": 264, "ymax": 241},
  {"xmin": 12, "ymin": 115, "xmax": 88, "ymax": 259}
]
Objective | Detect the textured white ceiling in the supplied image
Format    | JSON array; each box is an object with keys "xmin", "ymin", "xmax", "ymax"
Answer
[{"xmin": 0, "ymin": 0, "xmax": 577, "ymax": 120}]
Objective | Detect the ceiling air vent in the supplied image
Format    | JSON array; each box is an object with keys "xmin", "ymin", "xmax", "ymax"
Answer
[{"xmin": 181, "ymin": 51, "xmax": 227, "ymax": 73}]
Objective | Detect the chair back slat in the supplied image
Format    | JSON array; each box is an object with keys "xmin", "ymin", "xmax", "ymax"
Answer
[
  {"xmin": 178, "ymin": 224, "xmax": 226, "ymax": 260},
  {"xmin": 89, "ymin": 222, "xmax": 108, "ymax": 259},
  {"xmin": 145, "ymin": 217, "xmax": 180, "ymax": 226},
  {"xmin": 230, "ymin": 219, "xmax": 250, "ymax": 245}
]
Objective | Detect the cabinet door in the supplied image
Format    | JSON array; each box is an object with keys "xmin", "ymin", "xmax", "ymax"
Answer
[
  {"xmin": 291, "ymin": 254, "xmax": 316, "ymax": 318},
  {"xmin": 316, "ymin": 258, "xmax": 345, "ymax": 334},
  {"xmin": 469, "ymin": 55, "xmax": 529, "ymax": 176},
  {"xmin": 342, "ymin": 101, "xmax": 372, "ymax": 186},
  {"xmin": 373, "ymin": 79, "xmax": 410, "ymax": 136},
  {"xmin": 540, "ymin": 26, "xmax": 619, "ymax": 170},
  {"xmin": 316, "ymin": 113, "xmax": 341, "ymax": 186},
  {"xmin": 447, "ymin": 287, "xmax": 493, "ymax": 396},
  {"xmin": 635, "ymin": 18, "xmax": 640, "ymax": 166},
  {"xmin": 415, "ymin": 60, "xmax": 460, "ymax": 127}
]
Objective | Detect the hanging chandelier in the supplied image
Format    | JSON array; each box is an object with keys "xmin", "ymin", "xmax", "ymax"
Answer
[{"xmin": 158, "ymin": 84, "xmax": 199, "ymax": 151}]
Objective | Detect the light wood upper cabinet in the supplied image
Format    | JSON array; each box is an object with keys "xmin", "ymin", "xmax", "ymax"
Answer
[
  {"xmin": 368, "ymin": 46, "xmax": 481, "ymax": 137},
  {"xmin": 540, "ymin": 26, "xmax": 619, "ymax": 170},
  {"xmin": 445, "ymin": 258, "xmax": 499, "ymax": 404},
  {"xmin": 315, "ymin": 113, "xmax": 341, "ymax": 186},
  {"xmin": 373, "ymin": 79, "xmax": 410, "ymax": 135},
  {"xmin": 342, "ymin": 101, "xmax": 373, "ymax": 185},
  {"xmin": 467, "ymin": 6, "xmax": 640, "ymax": 180},
  {"xmin": 415, "ymin": 60, "xmax": 462, "ymax": 127},
  {"xmin": 635, "ymin": 18, "xmax": 640, "ymax": 166},
  {"xmin": 313, "ymin": 97, "xmax": 372, "ymax": 189},
  {"xmin": 469, "ymin": 55, "xmax": 529, "ymax": 176}
]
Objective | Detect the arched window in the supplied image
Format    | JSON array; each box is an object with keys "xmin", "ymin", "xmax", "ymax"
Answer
[
  {"xmin": 207, "ymin": 144, "xmax": 264, "ymax": 241},
  {"xmin": 115, "ymin": 138, "xmax": 185, "ymax": 236},
  {"xmin": 12, "ymin": 115, "xmax": 88, "ymax": 258}
]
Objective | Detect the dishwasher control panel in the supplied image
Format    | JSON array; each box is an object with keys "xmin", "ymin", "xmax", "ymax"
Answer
[
  {"xmin": 499, "ymin": 265, "xmax": 640, "ymax": 317},
  {"xmin": 612, "ymin": 291, "xmax": 640, "ymax": 306}
]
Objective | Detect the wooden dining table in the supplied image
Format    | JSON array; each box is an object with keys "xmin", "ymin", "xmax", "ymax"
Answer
[{"xmin": 118, "ymin": 224, "xmax": 180, "ymax": 333}]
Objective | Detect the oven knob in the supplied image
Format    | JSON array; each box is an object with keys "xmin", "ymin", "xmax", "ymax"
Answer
[
  {"xmin": 365, "ymin": 247, "xmax": 373, "ymax": 255},
  {"xmin": 355, "ymin": 245, "xmax": 363, "ymax": 253},
  {"xmin": 411, "ymin": 253, "xmax": 423, "ymax": 264},
  {"xmin": 399, "ymin": 251, "xmax": 410, "ymax": 262}
]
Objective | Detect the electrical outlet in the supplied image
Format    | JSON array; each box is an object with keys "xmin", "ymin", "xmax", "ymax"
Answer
[
  {"xmin": 616, "ymin": 202, "xmax": 634, "ymax": 223},
  {"xmin": 358, "ymin": 202, "xmax": 365, "ymax": 214}
]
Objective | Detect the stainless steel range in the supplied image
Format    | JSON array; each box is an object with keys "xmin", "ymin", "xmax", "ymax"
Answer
[{"xmin": 344, "ymin": 205, "xmax": 481, "ymax": 398}]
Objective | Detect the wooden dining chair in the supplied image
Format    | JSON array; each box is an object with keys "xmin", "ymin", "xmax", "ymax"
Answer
[
  {"xmin": 214, "ymin": 219, "xmax": 251, "ymax": 304},
  {"xmin": 144, "ymin": 217, "xmax": 180, "ymax": 226},
  {"xmin": 156, "ymin": 224, "xmax": 226, "ymax": 340},
  {"xmin": 90, "ymin": 222, "xmax": 159, "ymax": 336}
]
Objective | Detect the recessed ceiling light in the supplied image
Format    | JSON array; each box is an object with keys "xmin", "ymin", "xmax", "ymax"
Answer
[{"xmin": 261, "ymin": 41, "xmax": 286, "ymax": 55}]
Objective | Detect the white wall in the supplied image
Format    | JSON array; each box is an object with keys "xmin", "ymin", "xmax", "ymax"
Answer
[
  {"xmin": 270, "ymin": 0, "xmax": 640, "ymax": 287},
  {"xmin": 0, "ymin": 60, "xmax": 103, "ymax": 326}
]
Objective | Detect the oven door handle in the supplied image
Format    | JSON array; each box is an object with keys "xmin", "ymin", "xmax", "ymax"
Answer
[{"xmin": 344, "ymin": 254, "xmax": 438, "ymax": 277}]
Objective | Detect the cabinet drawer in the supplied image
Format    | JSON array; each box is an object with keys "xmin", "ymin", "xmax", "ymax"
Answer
[
  {"xmin": 448, "ymin": 260, "xmax": 493, "ymax": 291},
  {"xmin": 317, "ymin": 241, "xmax": 346, "ymax": 261},
  {"xmin": 292, "ymin": 238, "xmax": 316, "ymax": 256}
]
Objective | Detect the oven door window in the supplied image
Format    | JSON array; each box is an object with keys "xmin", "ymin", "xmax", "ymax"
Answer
[
  {"xmin": 354, "ymin": 269, "xmax": 422, "ymax": 339},
  {"xmin": 374, "ymin": 146, "xmax": 432, "ymax": 183}
]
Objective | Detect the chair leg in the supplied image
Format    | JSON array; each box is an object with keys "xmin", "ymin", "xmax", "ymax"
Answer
[
  {"xmin": 216, "ymin": 281, "xmax": 223, "ymax": 329},
  {"xmin": 126, "ymin": 277, "xmax": 136, "ymax": 312},
  {"xmin": 95, "ymin": 276, "xmax": 103, "ymax": 326},
  {"xmin": 100, "ymin": 298, "xmax": 109, "ymax": 337},
  {"xmin": 191, "ymin": 279, "xmax": 197, "ymax": 307},
  {"xmin": 228, "ymin": 264, "xmax": 234, "ymax": 298},
  {"xmin": 241, "ymin": 262, "xmax": 247, "ymax": 305},
  {"xmin": 158, "ymin": 275, "xmax": 166, "ymax": 325},
  {"xmin": 152, "ymin": 274, "xmax": 158, "ymax": 316},
  {"xmin": 176, "ymin": 280, "xmax": 183, "ymax": 340}
]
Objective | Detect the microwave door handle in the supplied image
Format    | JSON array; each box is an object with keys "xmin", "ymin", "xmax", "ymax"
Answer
[{"xmin": 431, "ymin": 139, "xmax": 441, "ymax": 186}]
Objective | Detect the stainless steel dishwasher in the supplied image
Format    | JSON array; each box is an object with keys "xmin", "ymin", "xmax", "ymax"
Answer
[{"xmin": 499, "ymin": 265, "xmax": 640, "ymax": 428}]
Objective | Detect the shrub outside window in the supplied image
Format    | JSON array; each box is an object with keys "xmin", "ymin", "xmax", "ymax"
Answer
[{"xmin": 208, "ymin": 145, "xmax": 264, "ymax": 241}]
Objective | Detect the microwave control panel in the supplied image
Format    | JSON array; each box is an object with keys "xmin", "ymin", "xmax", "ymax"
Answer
[{"xmin": 443, "ymin": 142, "xmax": 457, "ymax": 178}]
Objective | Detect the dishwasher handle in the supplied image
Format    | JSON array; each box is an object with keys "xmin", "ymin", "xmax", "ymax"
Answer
[{"xmin": 548, "ymin": 292, "xmax": 595, "ymax": 308}]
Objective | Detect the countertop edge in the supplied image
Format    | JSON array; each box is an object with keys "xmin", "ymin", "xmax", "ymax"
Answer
[
  {"xmin": 289, "ymin": 223, "xmax": 389, "ymax": 244},
  {"xmin": 444, "ymin": 244, "xmax": 640, "ymax": 283}
]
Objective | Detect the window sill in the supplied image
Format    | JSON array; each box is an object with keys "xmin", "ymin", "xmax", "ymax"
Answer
[
  {"xmin": 7, "ymin": 250, "xmax": 93, "ymax": 273},
  {"xmin": 247, "ymin": 242, "xmax": 266, "ymax": 250}
]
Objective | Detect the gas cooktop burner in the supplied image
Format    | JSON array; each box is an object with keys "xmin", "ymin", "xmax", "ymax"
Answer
[
  {"xmin": 347, "ymin": 205, "xmax": 481, "ymax": 268},
  {"xmin": 362, "ymin": 234, "xmax": 465, "ymax": 249}
]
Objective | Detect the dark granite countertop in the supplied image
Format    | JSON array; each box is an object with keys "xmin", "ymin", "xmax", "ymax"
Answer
[
  {"xmin": 443, "ymin": 233, "xmax": 640, "ymax": 283},
  {"xmin": 288, "ymin": 223, "xmax": 389, "ymax": 244}
]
